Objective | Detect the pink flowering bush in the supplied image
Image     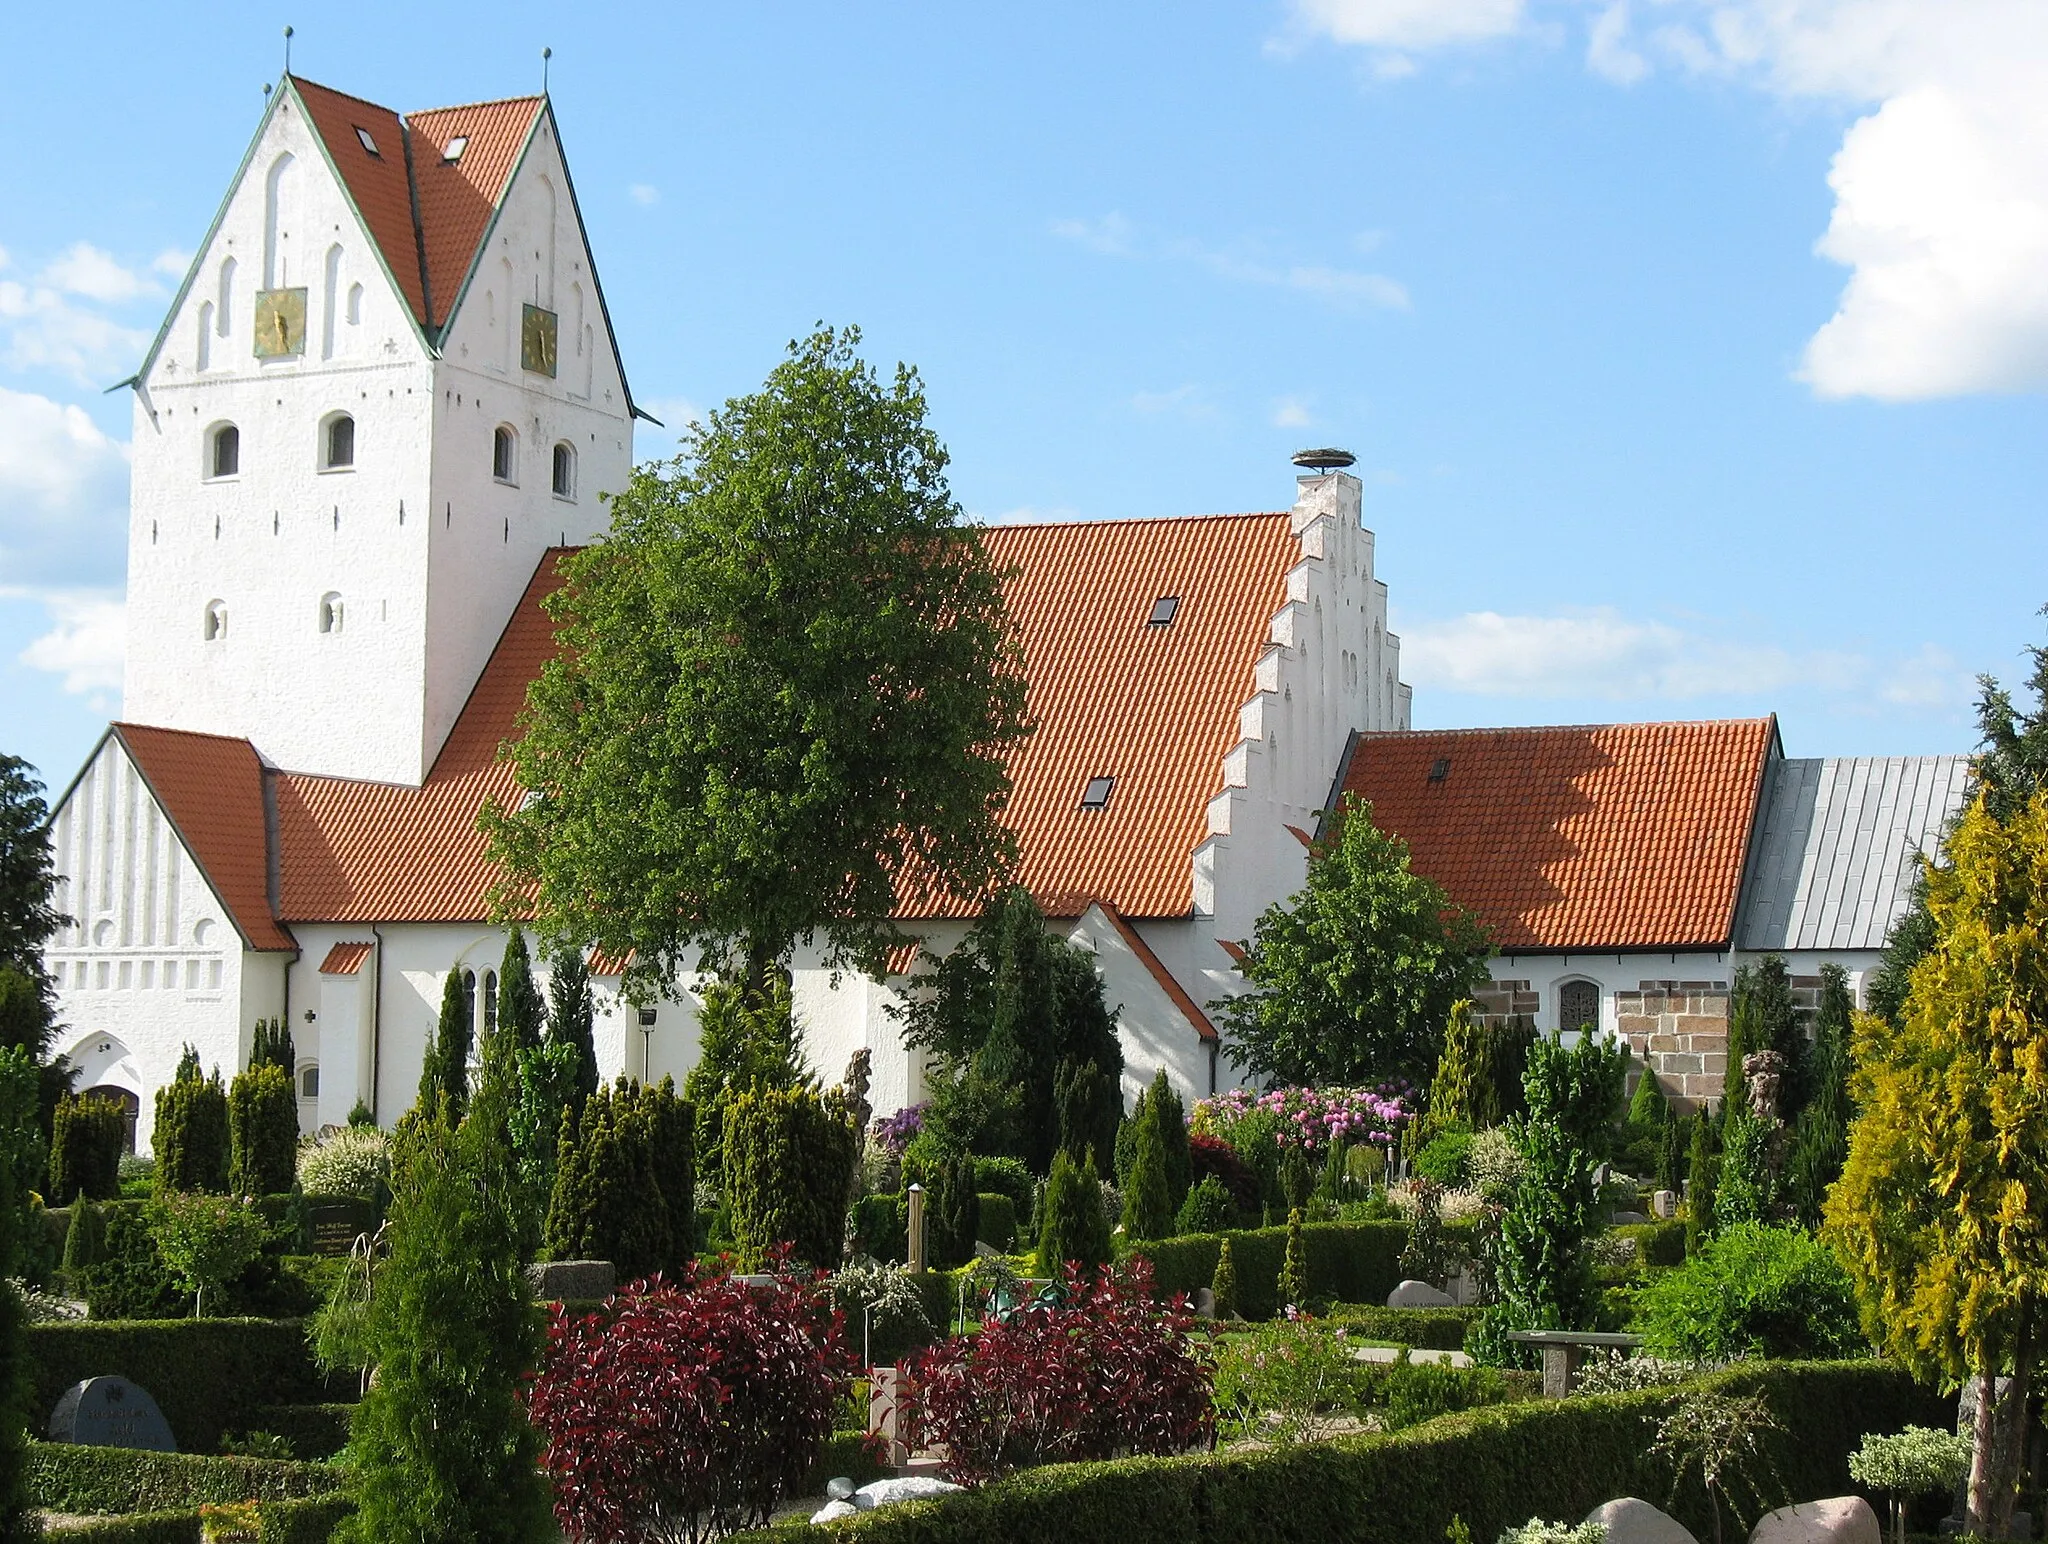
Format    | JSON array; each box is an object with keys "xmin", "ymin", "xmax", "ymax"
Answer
[
  {"xmin": 901, "ymin": 1257, "xmax": 1215, "ymax": 1485},
  {"xmin": 1192, "ymin": 1083, "xmax": 1415, "ymax": 1156}
]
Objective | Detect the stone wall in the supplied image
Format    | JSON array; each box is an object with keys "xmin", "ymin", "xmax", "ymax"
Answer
[
  {"xmin": 1472, "ymin": 978, "xmax": 1537, "ymax": 1027},
  {"xmin": 1614, "ymin": 979, "xmax": 1730, "ymax": 1112}
]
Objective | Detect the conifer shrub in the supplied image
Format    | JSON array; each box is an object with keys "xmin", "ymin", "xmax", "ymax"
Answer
[
  {"xmin": 338, "ymin": 1107, "xmax": 550, "ymax": 1543},
  {"xmin": 51, "ymin": 1090, "xmax": 128, "ymax": 1204},
  {"xmin": 1176, "ymin": 1174, "xmax": 1235, "ymax": 1236},
  {"xmin": 1210, "ymin": 1235, "xmax": 1239, "ymax": 1319},
  {"xmin": 1278, "ymin": 1208, "xmax": 1310, "ymax": 1309},
  {"xmin": 976, "ymin": 1193, "xmax": 1018, "ymax": 1252},
  {"xmin": 684, "ymin": 977, "xmax": 803, "ymax": 1191},
  {"xmin": 415, "ymin": 967, "xmax": 473, "ymax": 1122},
  {"xmin": 641, "ymin": 1077, "xmax": 696, "ymax": 1259},
  {"xmin": 1686, "ymin": 1117, "xmax": 1720, "ymax": 1257},
  {"xmin": 1146, "ymin": 1069, "xmax": 1191, "ymax": 1211},
  {"xmin": 2, "ymin": 1047, "xmax": 37, "ymax": 1544},
  {"xmin": 497, "ymin": 931, "xmax": 545, "ymax": 1053},
  {"xmin": 1428, "ymin": 1000, "xmax": 1483, "ymax": 1132},
  {"xmin": 902, "ymin": 1258, "xmax": 1213, "ymax": 1486},
  {"xmin": 928, "ymin": 1154, "xmax": 981, "ymax": 1269},
  {"xmin": 63, "ymin": 1197, "xmax": 107, "ymax": 1279},
  {"xmin": 543, "ymin": 1082, "xmax": 672, "ymax": 1278},
  {"xmin": 972, "ymin": 1156, "xmax": 1035, "ymax": 1230},
  {"xmin": 545, "ymin": 947, "xmax": 600, "ymax": 1111},
  {"xmin": 151, "ymin": 1053, "xmax": 228, "ymax": 1198},
  {"xmin": 1036, "ymin": 1149, "xmax": 1111, "ymax": 1277},
  {"xmin": 1785, "ymin": 962, "xmax": 1854, "ymax": 1230},
  {"xmin": 227, "ymin": 1065, "xmax": 298, "ymax": 1197},
  {"xmin": 1474, "ymin": 1014, "xmax": 1538, "ymax": 1127},
  {"xmin": 530, "ymin": 1259, "xmax": 854, "ymax": 1539},
  {"xmin": 1053, "ymin": 1057, "xmax": 1119, "ymax": 1178},
  {"xmin": 722, "ymin": 1084, "xmax": 857, "ymax": 1270},
  {"xmin": 74, "ymin": 1203, "xmax": 185, "ymax": 1319},
  {"xmin": 1120, "ymin": 1103, "xmax": 1175, "ymax": 1242},
  {"xmin": 248, "ymin": 1018, "xmax": 296, "ymax": 1074},
  {"xmin": 1657, "ymin": 1110, "xmax": 1690, "ymax": 1197},
  {"xmin": 1714, "ymin": 1112, "xmax": 1777, "ymax": 1230}
]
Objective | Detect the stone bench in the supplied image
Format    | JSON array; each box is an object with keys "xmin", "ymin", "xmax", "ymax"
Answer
[{"xmin": 1506, "ymin": 1329, "xmax": 1643, "ymax": 1397}]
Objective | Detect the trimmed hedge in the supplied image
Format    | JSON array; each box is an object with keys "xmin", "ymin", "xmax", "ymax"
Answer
[
  {"xmin": 28, "ymin": 1318, "xmax": 327, "ymax": 1455},
  {"xmin": 26, "ymin": 1440, "xmax": 344, "ymax": 1513},
  {"xmin": 740, "ymin": 1361, "xmax": 1949, "ymax": 1544},
  {"xmin": 1324, "ymin": 1306, "xmax": 1482, "ymax": 1350},
  {"xmin": 1615, "ymin": 1220, "xmax": 1687, "ymax": 1268},
  {"xmin": 48, "ymin": 1496, "xmax": 354, "ymax": 1544},
  {"xmin": 977, "ymin": 1194, "xmax": 1018, "ymax": 1253},
  {"xmin": 1132, "ymin": 1222, "xmax": 1410, "ymax": 1319},
  {"xmin": 245, "ymin": 1403, "xmax": 355, "ymax": 1461}
]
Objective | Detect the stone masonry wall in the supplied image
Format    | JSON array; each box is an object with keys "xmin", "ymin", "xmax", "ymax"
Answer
[
  {"xmin": 1472, "ymin": 978, "xmax": 1537, "ymax": 1028},
  {"xmin": 1614, "ymin": 979, "xmax": 1730, "ymax": 1112}
]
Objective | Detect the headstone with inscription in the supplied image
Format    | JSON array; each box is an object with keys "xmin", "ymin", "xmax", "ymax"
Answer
[{"xmin": 48, "ymin": 1376, "xmax": 177, "ymax": 1452}]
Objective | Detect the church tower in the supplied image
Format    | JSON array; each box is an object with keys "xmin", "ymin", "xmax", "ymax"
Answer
[{"xmin": 121, "ymin": 76, "xmax": 639, "ymax": 785}]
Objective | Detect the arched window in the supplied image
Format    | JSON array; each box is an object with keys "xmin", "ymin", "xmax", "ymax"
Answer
[
  {"xmin": 482, "ymin": 970, "xmax": 499, "ymax": 1037},
  {"xmin": 299, "ymin": 1064, "xmax": 320, "ymax": 1100},
  {"xmin": 492, "ymin": 425, "xmax": 517, "ymax": 484},
  {"xmin": 203, "ymin": 600, "xmax": 227, "ymax": 642},
  {"xmin": 321, "ymin": 413, "xmax": 355, "ymax": 470},
  {"xmin": 346, "ymin": 282, "xmax": 363, "ymax": 326},
  {"xmin": 318, "ymin": 592, "xmax": 344, "ymax": 635},
  {"xmin": 551, "ymin": 441, "xmax": 575, "ymax": 498},
  {"xmin": 208, "ymin": 424, "xmax": 239, "ymax": 479},
  {"xmin": 1558, "ymin": 979, "xmax": 1599, "ymax": 1033}
]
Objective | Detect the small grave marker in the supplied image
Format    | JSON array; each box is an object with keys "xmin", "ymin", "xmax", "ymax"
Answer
[{"xmin": 48, "ymin": 1376, "xmax": 177, "ymax": 1452}]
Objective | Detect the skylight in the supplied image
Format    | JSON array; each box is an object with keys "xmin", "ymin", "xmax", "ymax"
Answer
[
  {"xmin": 1147, "ymin": 595, "xmax": 1180, "ymax": 627},
  {"xmin": 1428, "ymin": 757, "xmax": 1451, "ymax": 783},
  {"xmin": 1080, "ymin": 776, "xmax": 1116, "ymax": 811},
  {"xmin": 443, "ymin": 135, "xmax": 470, "ymax": 163},
  {"xmin": 354, "ymin": 126, "xmax": 379, "ymax": 156}
]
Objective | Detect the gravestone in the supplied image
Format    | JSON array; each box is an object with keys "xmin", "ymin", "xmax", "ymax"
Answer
[
  {"xmin": 48, "ymin": 1376, "xmax": 177, "ymax": 1452},
  {"xmin": 1387, "ymin": 1278, "xmax": 1456, "ymax": 1308},
  {"xmin": 525, "ymin": 1260, "xmax": 616, "ymax": 1302}
]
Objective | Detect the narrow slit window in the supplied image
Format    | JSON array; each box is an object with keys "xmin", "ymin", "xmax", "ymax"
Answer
[
  {"xmin": 483, "ymin": 970, "xmax": 499, "ymax": 1037},
  {"xmin": 1147, "ymin": 595, "xmax": 1180, "ymax": 627},
  {"xmin": 1080, "ymin": 775, "xmax": 1116, "ymax": 811},
  {"xmin": 203, "ymin": 600, "xmax": 227, "ymax": 642},
  {"xmin": 319, "ymin": 592, "xmax": 344, "ymax": 635},
  {"xmin": 300, "ymin": 1065, "xmax": 320, "ymax": 1099}
]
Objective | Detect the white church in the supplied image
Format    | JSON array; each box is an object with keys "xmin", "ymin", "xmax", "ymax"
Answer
[{"xmin": 40, "ymin": 74, "xmax": 1969, "ymax": 1154}]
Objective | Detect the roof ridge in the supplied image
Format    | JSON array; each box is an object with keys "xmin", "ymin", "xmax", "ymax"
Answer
[
  {"xmin": 285, "ymin": 74, "xmax": 402, "ymax": 117},
  {"xmin": 979, "ymin": 509, "xmax": 1289, "ymax": 533},
  {"xmin": 114, "ymin": 721, "xmax": 263, "ymax": 749},
  {"xmin": 406, "ymin": 92, "xmax": 545, "ymax": 118},
  {"xmin": 1353, "ymin": 718, "xmax": 1776, "ymax": 739}
]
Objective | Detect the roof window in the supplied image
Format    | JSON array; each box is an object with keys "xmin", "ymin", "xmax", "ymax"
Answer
[
  {"xmin": 1428, "ymin": 757, "xmax": 1451, "ymax": 783},
  {"xmin": 1080, "ymin": 776, "xmax": 1116, "ymax": 811},
  {"xmin": 443, "ymin": 135, "xmax": 469, "ymax": 163},
  {"xmin": 354, "ymin": 126, "xmax": 379, "ymax": 156},
  {"xmin": 1147, "ymin": 595, "xmax": 1180, "ymax": 627}
]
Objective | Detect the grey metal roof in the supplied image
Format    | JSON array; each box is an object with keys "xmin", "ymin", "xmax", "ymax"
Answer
[{"xmin": 1736, "ymin": 756, "xmax": 1973, "ymax": 952}]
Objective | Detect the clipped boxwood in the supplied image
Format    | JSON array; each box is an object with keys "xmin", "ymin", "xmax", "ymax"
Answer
[
  {"xmin": 49, "ymin": 1510, "xmax": 200, "ymax": 1544},
  {"xmin": 1324, "ymin": 1305, "xmax": 1481, "ymax": 1350},
  {"xmin": 50, "ymin": 1496, "xmax": 354, "ymax": 1544},
  {"xmin": 26, "ymin": 1441, "xmax": 344, "ymax": 1513},
  {"xmin": 1133, "ymin": 1222, "xmax": 1410, "ymax": 1319},
  {"xmin": 27, "ymin": 1318, "xmax": 327, "ymax": 1455},
  {"xmin": 741, "ymin": 1361, "xmax": 1949, "ymax": 1544},
  {"xmin": 246, "ymin": 1403, "xmax": 355, "ymax": 1460},
  {"xmin": 977, "ymin": 1194, "xmax": 1018, "ymax": 1253}
]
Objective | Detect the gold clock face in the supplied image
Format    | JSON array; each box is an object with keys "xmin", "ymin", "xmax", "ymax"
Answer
[
  {"xmin": 252, "ymin": 288, "xmax": 308, "ymax": 358},
  {"xmin": 521, "ymin": 304, "xmax": 558, "ymax": 378}
]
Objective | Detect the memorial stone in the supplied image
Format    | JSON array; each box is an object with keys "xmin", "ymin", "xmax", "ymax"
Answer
[{"xmin": 48, "ymin": 1376, "xmax": 177, "ymax": 1452}]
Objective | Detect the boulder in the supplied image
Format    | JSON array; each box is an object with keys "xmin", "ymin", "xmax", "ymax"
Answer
[
  {"xmin": 826, "ymin": 1477, "xmax": 858, "ymax": 1502},
  {"xmin": 811, "ymin": 1501, "xmax": 859, "ymax": 1524},
  {"xmin": 1611, "ymin": 1210, "xmax": 1652, "ymax": 1225},
  {"xmin": 1387, "ymin": 1279, "xmax": 1456, "ymax": 1308},
  {"xmin": 854, "ymin": 1476, "xmax": 963, "ymax": 1510},
  {"xmin": 1749, "ymin": 1497, "xmax": 1881, "ymax": 1544},
  {"xmin": 525, "ymin": 1260, "xmax": 615, "ymax": 1302},
  {"xmin": 1585, "ymin": 1497, "xmax": 1699, "ymax": 1544}
]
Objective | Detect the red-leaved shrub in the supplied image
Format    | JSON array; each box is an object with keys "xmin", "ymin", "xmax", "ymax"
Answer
[
  {"xmin": 1189, "ymin": 1132, "xmax": 1259, "ymax": 1216},
  {"xmin": 901, "ymin": 1256, "xmax": 1215, "ymax": 1485},
  {"xmin": 528, "ymin": 1256, "xmax": 855, "ymax": 1543}
]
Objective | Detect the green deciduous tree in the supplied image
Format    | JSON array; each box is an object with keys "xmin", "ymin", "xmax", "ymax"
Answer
[
  {"xmin": 417, "ymin": 967, "xmax": 474, "ymax": 1123},
  {"xmin": 148, "ymin": 1192, "xmax": 267, "ymax": 1318},
  {"xmin": 1035, "ymin": 1147, "xmax": 1110, "ymax": 1277},
  {"xmin": 0, "ymin": 755, "xmax": 64, "ymax": 1002},
  {"xmin": 1828, "ymin": 791, "xmax": 2048, "ymax": 1535},
  {"xmin": 1220, "ymin": 796, "xmax": 1491, "ymax": 1088},
  {"xmin": 340, "ymin": 1102, "xmax": 552, "ymax": 1544},
  {"xmin": 227, "ymin": 1063, "xmax": 298, "ymax": 1196},
  {"xmin": 484, "ymin": 326, "xmax": 1031, "ymax": 998},
  {"xmin": 153, "ymin": 1050, "xmax": 228, "ymax": 1196},
  {"xmin": 722, "ymin": 1083, "xmax": 858, "ymax": 1270}
]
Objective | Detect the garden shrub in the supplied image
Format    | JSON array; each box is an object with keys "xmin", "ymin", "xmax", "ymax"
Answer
[
  {"xmin": 724, "ymin": 1084, "xmax": 858, "ymax": 1270},
  {"xmin": 149, "ymin": 1193, "xmax": 267, "ymax": 1318},
  {"xmin": 544, "ymin": 1079, "xmax": 676, "ymax": 1277},
  {"xmin": 227, "ymin": 1066, "xmax": 299, "ymax": 1198},
  {"xmin": 25, "ymin": 1442, "xmax": 343, "ymax": 1513},
  {"xmin": 1132, "ymin": 1221, "xmax": 1410, "ymax": 1320},
  {"xmin": 26, "ymin": 1318, "xmax": 325, "ymax": 1456},
  {"xmin": 42, "ymin": 1496, "xmax": 354, "ymax": 1544},
  {"xmin": 830, "ymin": 1256, "xmax": 937, "ymax": 1368},
  {"xmin": 977, "ymin": 1193, "xmax": 1018, "ymax": 1253},
  {"xmin": 1415, "ymin": 1127, "xmax": 1475, "ymax": 1187},
  {"xmin": 295, "ymin": 1127, "xmax": 389, "ymax": 1206},
  {"xmin": 738, "ymin": 1361, "xmax": 1949, "ymax": 1544},
  {"xmin": 1120, "ymin": 1100, "xmax": 1175, "ymax": 1242},
  {"xmin": 1211, "ymin": 1238, "xmax": 1239, "ymax": 1319},
  {"xmin": 43, "ymin": 1510, "xmax": 200, "ymax": 1543},
  {"xmin": 1379, "ymin": 1358, "xmax": 1508, "ymax": 1433},
  {"xmin": 851, "ymin": 1192, "xmax": 907, "ymax": 1262},
  {"xmin": 1848, "ymin": 1425, "xmax": 1973, "ymax": 1542},
  {"xmin": 1632, "ymin": 1222, "xmax": 1865, "ymax": 1362},
  {"xmin": 1175, "ymin": 1175, "xmax": 1235, "ymax": 1236},
  {"xmin": 2, "ymin": 1046, "xmax": 37, "ymax": 1543},
  {"xmin": 1613, "ymin": 1221, "xmax": 1686, "ymax": 1268},
  {"xmin": 50, "ymin": 1090, "xmax": 128, "ymax": 1203},
  {"xmin": 1323, "ymin": 1305, "xmax": 1481, "ymax": 1350},
  {"xmin": 928, "ymin": 1154, "xmax": 981, "ymax": 1269},
  {"xmin": 1187, "ymin": 1133, "xmax": 1258, "ymax": 1218},
  {"xmin": 902, "ymin": 1258, "xmax": 1213, "ymax": 1485},
  {"xmin": 972, "ymin": 1157, "xmax": 1034, "ymax": 1231},
  {"xmin": 244, "ymin": 1403, "xmax": 355, "ymax": 1461},
  {"xmin": 151, "ymin": 1054, "xmax": 229, "ymax": 1197},
  {"xmin": 1036, "ymin": 1149, "xmax": 1111, "ymax": 1277},
  {"xmin": 1213, "ymin": 1316, "xmax": 1374, "ymax": 1445},
  {"xmin": 73, "ymin": 1203, "xmax": 186, "ymax": 1319},
  {"xmin": 1715, "ymin": 1112, "xmax": 1777, "ymax": 1230},
  {"xmin": 530, "ymin": 1259, "xmax": 854, "ymax": 1539}
]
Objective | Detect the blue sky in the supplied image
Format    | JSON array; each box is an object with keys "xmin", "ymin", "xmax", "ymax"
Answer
[{"xmin": 3, "ymin": 0, "xmax": 2043, "ymax": 793}]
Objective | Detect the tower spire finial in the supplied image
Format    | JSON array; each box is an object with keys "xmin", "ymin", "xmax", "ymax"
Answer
[
  {"xmin": 283, "ymin": 24, "xmax": 294, "ymax": 75},
  {"xmin": 542, "ymin": 45, "xmax": 552, "ymax": 94}
]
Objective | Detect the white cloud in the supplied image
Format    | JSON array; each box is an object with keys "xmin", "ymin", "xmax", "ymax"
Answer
[
  {"xmin": 41, "ymin": 243, "xmax": 158, "ymax": 304},
  {"xmin": 1055, "ymin": 214, "xmax": 1409, "ymax": 313},
  {"xmin": 1272, "ymin": 396, "xmax": 1316, "ymax": 428},
  {"xmin": 628, "ymin": 184, "xmax": 660, "ymax": 207},
  {"xmin": 0, "ymin": 277, "xmax": 152, "ymax": 384},
  {"xmin": 0, "ymin": 385, "xmax": 131, "ymax": 584},
  {"xmin": 1292, "ymin": 0, "xmax": 2048, "ymax": 400},
  {"xmin": 7, "ymin": 587, "xmax": 126, "ymax": 696},
  {"xmin": 1395, "ymin": 606, "xmax": 1959, "ymax": 706},
  {"xmin": 152, "ymin": 249, "xmax": 191, "ymax": 280}
]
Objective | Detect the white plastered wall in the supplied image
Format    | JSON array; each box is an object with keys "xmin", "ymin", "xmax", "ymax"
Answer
[
  {"xmin": 1065, "ymin": 907, "xmax": 1214, "ymax": 1113},
  {"xmin": 125, "ymin": 88, "xmax": 440, "ymax": 785},
  {"xmin": 43, "ymin": 736, "xmax": 284, "ymax": 1153}
]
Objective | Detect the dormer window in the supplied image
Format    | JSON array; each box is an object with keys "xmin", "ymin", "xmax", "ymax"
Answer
[
  {"xmin": 321, "ymin": 412, "xmax": 355, "ymax": 470},
  {"xmin": 354, "ymin": 126, "xmax": 380, "ymax": 156},
  {"xmin": 1080, "ymin": 775, "xmax": 1115, "ymax": 811},
  {"xmin": 493, "ymin": 425, "xmax": 518, "ymax": 484},
  {"xmin": 208, "ymin": 423, "xmax": 240, "ymax": 480},
  {"xmin": 1147, "ymin": 595, "xmax": 1180, "ymax": 627},
  {"xmin": 443, "ymin": 135, "xmax": 469, "ymax": 162}
]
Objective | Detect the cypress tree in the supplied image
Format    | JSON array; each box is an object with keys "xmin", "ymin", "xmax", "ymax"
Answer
[
  {"xmin": 722, "ymin": 1083, "xmax": 855, "ymax": 1270},
  {"xmin": 1035, "ymin": 1147, "xmax": 1111, "ymax": 1277},
  {"xmin": 497, "ymin": 932, "xmax": 544, "ymax": 1054},
  {"xmin": 1473, "ymin": 1014, "xmax": 1537, "ymax": 1127},
  {"xmin": 49, "ymin": 1092, "xmax": 125, "ymax": 1203},
  {"xmin": 62, "ymin": 1197, "xmax": 106, "ymax": 1279},
  {"xmin": 1723, "ymin": 966, "xmax": 1758, "ymax": 1125},
  {"xmin": 1052, "ymin": 1058, "xmax": 1117, "ymax": 1177},
  {"xmin": 1278, "ymin": 1207, "xmax": 1310, "ymax": 1309},
  {"xmin": 641, "ymin": 1077, "xmax": 696, "ymax": 1271},
  {"xmin": 542, "ymin": 1084, "xmax": 671, "ymax": 1279},
  {"xmin": 1428, "ymin": 999, "xmax": 1483, "ymax": 1131},
  {"xmin": 1656, "ymin": 1109, "xmax": 1690, "ymax": 1197},
  {"xmin": 1210, "ymin": 1235, "xmax": 1239, "ymax": 1319},
  {"xmin": 250, "ymin": 1018, "xmax": 296, "ymax": 1074},
  {"xmin": 1627, "ymin": 1063, "xmax": 1667, "ymax": 1130},
  {"xmin": 338, "ymin": 1102, "xmax": 552, "ymax": 1543},
  {"xmin": 929, "ymin": 1153, "xmax": 981, "ymax": 1268},
  {"xmin": 545, "ymin": 946, "xmax": 599, "ymax": 1109},
  {"xmin": 1120, "ymin": 1102, "xmax": 1175, "ymax": 1241},
  {"xmin": 154, "ymin": 1050, "xmax": 229, "ymax": 1195},
  {"xmin": 228, "ymin": 1063, "xmax": 299, "ymax": 1195},
  {"xmin": 420, "ymin": 966, "xmax": 473, "ymax": 1122},
  {"xmin": 1147, "ymin": 1068, "xmax": 1190, "ymax": 1211},
  {"xmin": 1685, "ymin": 1115, "xmax": 1720, "ymax": 1258},
  {"xmin": 1751, "ymin": 953, "xmax": 1807, "ymax": 1117},
  {"xmin": 1278, "ymin": 1144, "xmax": 1313, "ymax": 1214},
  {"xmin": 1785, "ymin": 963, "xmax": 1855, "ymax": 1229}
]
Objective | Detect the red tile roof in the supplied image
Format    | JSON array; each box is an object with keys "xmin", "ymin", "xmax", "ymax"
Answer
[
  {"xmin": 291, "ymin": 77, "xmax": 541, "ymax": 335},
  {"xmin": 1334, "ymin": 720, "xmax": 1779, "ymax": 952},
  {"xmin": 318, "ymin": 941, "xmax": 374, "ymax": 976},
  {"xmin": 112, "ymin": 724, "xmax": 297, "ymax": 953},
  {"xmin": 586, "ymin": 946, "xmax": 634, "ymax": 979}
]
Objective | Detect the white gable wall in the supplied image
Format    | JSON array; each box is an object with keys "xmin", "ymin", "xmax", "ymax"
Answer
[{"xmin": 126, "ymin": 86, "xmax": 441, "ymax": 785}]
